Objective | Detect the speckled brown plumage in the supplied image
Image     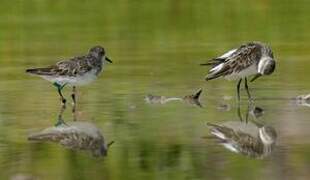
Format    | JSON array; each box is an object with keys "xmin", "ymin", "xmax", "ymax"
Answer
[
  {"xmin": 26, "ymin": 46, "xmax": 107, "ymax": 78},
  {"xmin": 201, "ymin": 41, "xmax": 275, "ymax": 100},
  {"xmin": 207, "ymin": 122, "xmax": 277, "ymax": 159},
  {"xmin": 203, "ymin": 42, "xmax": 273, "ymax": 80}
]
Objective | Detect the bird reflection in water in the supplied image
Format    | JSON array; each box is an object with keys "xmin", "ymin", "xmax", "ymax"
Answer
[
  {"xmin": 237, "ymin": 101, "xmax": 265, "ymax": 122},
  {"xmin": 295, "ymin": 94, "xmax": 310, "ymax": 107},
  {"xmin": 207, "ymin": 103, "xmax": 277, "ymax": 159},
  {"xmin": 249, "ymin": 106, "xmax": 264, "ymax": 118},
  {"xmin": 28, "ymin": 106, "xmax": 114, "ymax": 157},
  {"xmin": 145, "ymin": 88, "xmax": 202, "ymax": 107}
]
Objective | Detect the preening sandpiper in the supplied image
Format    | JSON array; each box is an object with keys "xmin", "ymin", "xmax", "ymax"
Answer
[
  {"xmin": 201, "ymin": 42, "xmax": 276, "ymax": 101},
  {"xmin": 26, "ymin": 46, "xmax": 112, "ymax": 112}
]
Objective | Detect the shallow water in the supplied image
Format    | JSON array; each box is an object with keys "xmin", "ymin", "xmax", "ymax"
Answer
[{"xmin": 0, "ymin": 0, "xmax": 310, "ymax": 180}]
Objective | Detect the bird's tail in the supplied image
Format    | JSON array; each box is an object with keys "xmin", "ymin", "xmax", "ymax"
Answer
[
  {"xmin": 26, "ymin": 67, "xmax": 54, "ymax": 75},
  {"xmin": 205, "ymin": 75, "xmax": 219, "ymax": 81},
  {"xmin": 200, "ymin": 62, "xmax": 214, "ymax": 66}
]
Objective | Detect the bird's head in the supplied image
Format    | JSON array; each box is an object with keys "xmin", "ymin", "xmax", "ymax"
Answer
[
  {"xmin": 91, "ymin": 141, "xmax": 114, "ymax": 157},
  {"xmin": 89, "ymin": 46, "xmax": 112, "ymax": 63},
  {"xmin": 258, "ymin": 126, "xmax": 277, "ymax": 145},
  {"xmin": 251, "ymin": 57, "xmax": 276, "ymax": 82},
  {"xmin": 92, "ymin": 144, "xmax": 108, "ymax": 157},
  {"xmin": 258, "ymin": 57, "xmax": 276, "ymax": 75}
]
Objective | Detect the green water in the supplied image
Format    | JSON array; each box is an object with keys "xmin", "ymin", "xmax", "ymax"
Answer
[{"xmin": 0, "ymin": 0, "xmax": 310, "ymax": 179}]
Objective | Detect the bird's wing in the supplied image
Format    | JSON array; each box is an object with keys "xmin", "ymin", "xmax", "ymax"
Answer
[
  {"xmin": 207, "ymin": 122, "xmax": 256, "ymax": 142},
  {"xmin": 26, "ymin": 55, "xmax": 94, "ymax": 76},
  {"xmin": 205, "ymin": 43, "xmax": 262, "ymax": 81},
  {"xmin": 28, "ymin": 127, "xmax": 65, "ymax": 142},
  {"xmin": 207, "ymin": 123, "xmax": 236, "ymax": 140},
  {"xmin": 56, "ymin": 55, "xmax": 95, "ymax": 76},
  {"xmin": 207, "ymin": 123, "xmax": 262, "ymax": 155},
  {"xmin": 233, "ymin": 132, "xmax": 263, "ymax": 157}
]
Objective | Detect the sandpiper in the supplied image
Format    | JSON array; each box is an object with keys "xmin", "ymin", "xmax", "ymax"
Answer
[
  {"xmin": 26, "ymin": 46, "xmax": 112, "ymax": 110},
  {"xmin": 207, "ymin": 121, "xmax": 277, "ymax": 159},
  {"xmin": 28, "ymin": 121, "xmax": 114, "ymax": 157},
  {"xmin": 201, "ymin": 42, "xmax": 276, "ymax": 101},
  {"xmin": 295, "ymin": 94, "xmax": 310, "ymax": 107}
]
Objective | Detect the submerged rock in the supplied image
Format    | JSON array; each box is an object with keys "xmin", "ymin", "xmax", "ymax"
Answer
[
  {"xmin": 183, "ymin": 88, "xmax": 203, "ymax": 107},
  {"xmin": 144, "ymin": 94, "xmax": 181, "ymax": 104},
  {"xmin": 217, "ymin": 103, "xmax": 231, "ymax": 111},
  {"xmin": 145, "ymin": 88, "xmax": 203, "ymax": 107}
]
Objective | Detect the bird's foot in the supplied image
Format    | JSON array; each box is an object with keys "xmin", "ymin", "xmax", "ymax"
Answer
[
  {"xmin": 60, "ymin": 97, "xmax": 67, "ymax": 106},
  {"xmin": 55, "ymin": 117, "xmax": 67, "ymax": 127}
]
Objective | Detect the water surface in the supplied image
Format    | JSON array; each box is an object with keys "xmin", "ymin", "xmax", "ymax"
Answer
[{"xmin": 0, "ymin": 0, "xmax": 310, "ymax": 180}]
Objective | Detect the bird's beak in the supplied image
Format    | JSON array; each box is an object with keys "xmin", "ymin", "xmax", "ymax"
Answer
[
  {"xmin": 105, "ymin": 57, "xmax": 112, "ymax": 63},
  {"xmin": 250, "ymin": 74, "xmax": 262, "ymax": 82},
  {"xmin": 107, "ymin": 141, "xmax": 114, "ymax": 149}
]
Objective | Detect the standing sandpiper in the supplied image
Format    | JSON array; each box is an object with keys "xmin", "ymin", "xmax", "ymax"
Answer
[
  {"xmin": 201, "ymin": 42, "xmax": 276, "ymax": 101},
  {"xmin": 26, "ymin": 46, "xmax": 112, "ymax": 113}
]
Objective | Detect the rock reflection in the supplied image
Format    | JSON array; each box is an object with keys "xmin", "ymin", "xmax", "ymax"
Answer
[
  {"xmin": 207, "ymin": 120, "xmax": 277, "ymax": 159},
  {"xmin": 28, "ymin": 109, "xmax": 113, "ymax": 157},
  {"xmin": 217, "ymin": 103, "xmax": 231, "ymax": 111},
  {"xmin": 145, "ymin": 94, "xmax": 182, "ymax": 104},
  {"xmin": 145, "ymin": 88, "xmax": 202, "ymax": 107}
]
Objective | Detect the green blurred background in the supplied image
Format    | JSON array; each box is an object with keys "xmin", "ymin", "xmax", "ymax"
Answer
[{"xmin": 0, "ymin": 0, "xmax": 310, "ymax": 179}]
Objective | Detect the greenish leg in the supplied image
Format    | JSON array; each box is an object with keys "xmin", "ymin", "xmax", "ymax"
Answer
[
  {"xmin": 53, "ymin": 82, "xmax": 67, "ymax": 105},
  {"xmin": 55, "ymin": 114, "xmax": 66, "ymax": 127},
  {"xmin": 52, "ymin": 82, "xmax": 68, "ymax": 126}
]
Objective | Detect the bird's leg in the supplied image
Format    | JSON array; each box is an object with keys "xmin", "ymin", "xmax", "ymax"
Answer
[
  {"xmin": 236, "ymin": 78, "xmax": 243, "ymax": 122},
  {"xmin": 245, "ymin": 101, "xmax": 250, "ymax": 123},
  {"xmin": 237, "ymin": 101, "xmax": 243, "ymax": 122},
  {"xmin": 55, "ymin": 98, "xmax": 67, "ymax": 127},
  {"xmin": 236, "ymin": 78, "xmax": 242, "ymax": 102},
  {"xmin": 244, "ymin": 77, "xmax": 252, "ymax": 101},
  {"xmin": 71, "ymin": 86, "xmax": 77, "ymax": 121},
  {"xmin": 58, "ymin": 88, "xmax": 66, "ymax": 105},
  {"xmin": 54, "ymin": 82, "xmax": 67, "ymax": 106}
]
